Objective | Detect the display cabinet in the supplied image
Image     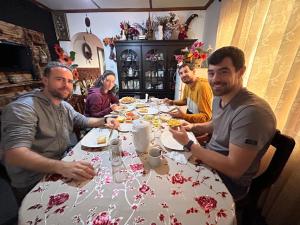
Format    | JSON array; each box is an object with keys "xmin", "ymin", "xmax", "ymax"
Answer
[{"xmin": 115, "ymin": 40, "xmax": 196, "ymax": 99}]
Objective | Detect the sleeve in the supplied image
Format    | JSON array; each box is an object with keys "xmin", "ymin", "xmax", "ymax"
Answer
[
  {"xmin": 64, "ymin": 102, "xmax": 89, "ymax": 129},
  {"xmin": 110, "ymin": 94, "xmax": 119, "ymax": 104},
  {"xmin": 230, "ymin": 106, "xmax": 276, "ymax": 151},
  {"xmin": 1, "ymin": 102, "xmax": 38, "ymax": 151},
  {"xmin": 85, "ymin": 93, "xmax": 112, "ymax": 117}
]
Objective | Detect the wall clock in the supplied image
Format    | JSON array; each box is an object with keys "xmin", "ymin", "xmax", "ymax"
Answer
[{"xmin": 82, "ymin": 42, "xmax": 92, "ymax": 60}]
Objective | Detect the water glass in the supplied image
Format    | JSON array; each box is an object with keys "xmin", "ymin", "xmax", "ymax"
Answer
[{"xmin": 109, "ymin": 138, "xmax": 122, "ymax": 167}]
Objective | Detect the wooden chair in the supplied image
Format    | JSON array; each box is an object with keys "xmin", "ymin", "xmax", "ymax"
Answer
[
  {"xmin": 67, "ymin": 94, "xmax": 86, "ymax": 140},
  {"xmin": 236, "ymin": 130, "xmax": 295, "ymax": 225}
]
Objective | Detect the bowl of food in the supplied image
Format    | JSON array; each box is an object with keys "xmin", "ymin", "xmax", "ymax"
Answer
[
  {"xmin": 167, "ymin": 118, "xmax": 182, "ymax": 128},
  {"xmin": 120, "ymin": 96, "xmax": 135, "ymax": 104}
]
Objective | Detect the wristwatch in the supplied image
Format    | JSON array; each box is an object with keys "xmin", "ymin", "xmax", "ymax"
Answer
[{"xmin": 183, "ymin": 140, "xmax": 194, "ymax": 152}]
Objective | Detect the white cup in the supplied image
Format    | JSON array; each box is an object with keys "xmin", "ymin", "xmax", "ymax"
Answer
[{"xmin": 148, "ymin": 147, "xmax": 162, "ymax": 168}]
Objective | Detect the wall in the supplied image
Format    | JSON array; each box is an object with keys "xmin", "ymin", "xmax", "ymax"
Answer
[
  {"xmin": 0, "ymin": 0, "xmax": 58, "ymax": 59},
  {"xmin": 63, "ymin": 10, "xmax": 206, "ymax": 75},
  {"xmin": 203, "ymin": 0, "xmax": 221, "ymax": 51}
]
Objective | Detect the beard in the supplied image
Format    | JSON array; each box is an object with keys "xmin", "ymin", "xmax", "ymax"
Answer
[
  {"xmin": 210, "ymin": 82, "xmax": 232, "ymax": 96},
  {"xmin": 181, "ymin": 77, "xmax": 193, "ymax": 84},
  {"xmin": 48, "ymin": 87, "xmax": 72, "ymax": 100}
]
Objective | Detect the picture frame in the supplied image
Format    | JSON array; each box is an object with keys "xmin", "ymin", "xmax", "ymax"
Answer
[{"xmin": 52, "ymin": 12, "xmax": 70, "ymax": 41}]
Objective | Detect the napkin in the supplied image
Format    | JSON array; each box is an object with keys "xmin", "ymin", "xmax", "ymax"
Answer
[{"xmin": 164, "ymin": 151, "xmax": 192, "ymax": 165}]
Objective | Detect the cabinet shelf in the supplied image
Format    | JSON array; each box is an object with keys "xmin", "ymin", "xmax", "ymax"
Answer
[{"xmin": 0, "ymin": 80, "xmax": 42, "ymax": 90}]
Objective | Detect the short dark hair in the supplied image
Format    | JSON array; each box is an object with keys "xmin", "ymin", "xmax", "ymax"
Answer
[
  {"xmin": 94, "ymin": 70, "xmax": 116, "ymax": 88},
  {"xmin": 208, "ymin": 46, "xmax": 245, "ymax": 71},
  {"xmin": 43, "ymin": 61, "xmax": 72, "ymax": 77},
  {"xmin": 178, "ymin": 63, "xmax": 195, "ymax": 71}
]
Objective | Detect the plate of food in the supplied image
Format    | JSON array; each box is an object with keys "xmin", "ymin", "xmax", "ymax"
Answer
[
  {"xmin": 159, "ymin": 105, "xmax": 177, "ymax": 113},
  {"xmin": 114, "ymin": 105, "xmax": 135, "ymax": 112},
  {"xmin": 135, "ymin": 103, "xmax": 149, "ymax": 108},
  {"xmin": 125, "ymin": 111, "xmax": 139, "ymax": 121},
  {"xmin": 160, "ymin": 130, "xmax": 198, "ymax": 151},
  {"xmin": 120, "ymin": 96, "xmax": 135, "ymax": 104},
  {"xmin": 137, "ymin": 107, "xmax": 159, "ymax": 115},
  {"xmin": 159, "ymin": 113, "xmax": 172, "ymax": 122},
  {"xmin": 167, "ymin": 118, "xmax": 182, "ymax": 128},
  {"xmin": 81, "ymin": 128, "xmax": 118, "ymax": 148}
]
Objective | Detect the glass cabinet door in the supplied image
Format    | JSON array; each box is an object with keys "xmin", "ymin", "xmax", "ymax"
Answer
[
  {"xmin": 117, "ymin": 47, "xmax": 141, "ymax": 92},
  {"xmin": 142, "ymin": 47, "xmax": 167, "ymax": 91}
]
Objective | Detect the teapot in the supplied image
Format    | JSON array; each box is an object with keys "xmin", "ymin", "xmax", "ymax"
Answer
[{"xmin": 132, "ymin": 120, "xmax": 151, "ymax": 153}]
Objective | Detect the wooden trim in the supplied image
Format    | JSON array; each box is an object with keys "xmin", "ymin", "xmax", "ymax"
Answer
[
  {"xmin": 55, "ymin": 6, "xmax": 207, "ymax": 13},
  {"xmin": 30, "ymin": 0, "xmax": 215, "ymax": 13},
  {"xmin": 29, "ymin": 0, "xmax": 51, "ymax": 11}
]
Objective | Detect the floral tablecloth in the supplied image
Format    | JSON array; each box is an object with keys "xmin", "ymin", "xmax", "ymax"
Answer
[{"xmin": 19, "ymin": 104, "xmax": 236, "ymax": 225}]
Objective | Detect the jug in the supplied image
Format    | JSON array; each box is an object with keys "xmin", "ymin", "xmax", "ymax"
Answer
[{"xmin": 132, "ymin": 120, "xmax": 151, "ymax": 153}]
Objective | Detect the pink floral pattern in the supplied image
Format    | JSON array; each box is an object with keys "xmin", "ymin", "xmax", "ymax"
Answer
[
  {"xmin": 92, "ymin": 211, "xmax": 122, "ymax": 225},
  {"xmin": 130, "ymin": 163, "xmax": 144, "ymax": 172},
  {"xmin": 46, "ymin": 193, "xmax": 69, "ymax": 210},
  {"xmin": 195, "ymin": 196, "xmax": 217, "ymax": 214}
]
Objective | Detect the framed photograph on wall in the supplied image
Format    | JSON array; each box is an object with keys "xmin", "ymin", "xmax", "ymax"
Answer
[{"xmin": 52, "ymin": 12, "xmax": 70, "ymax": 41}]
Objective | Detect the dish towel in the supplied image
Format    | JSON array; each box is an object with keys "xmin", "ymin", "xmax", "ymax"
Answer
[{"xmin": 164, "ymin": 151, "xmax": 192, "ymax": 165}]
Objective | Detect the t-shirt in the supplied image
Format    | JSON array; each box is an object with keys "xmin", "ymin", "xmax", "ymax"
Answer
[
  {"xmin": 0, "ymin": 90, "xmax": 88, "ymax": 188},
  {"xmin": 206, "ymin": 88, "xmax": 276, "ymax": 200},
  {"xmin": 181, "ymin": 78, "xmax": 213, "ymax": 123}
]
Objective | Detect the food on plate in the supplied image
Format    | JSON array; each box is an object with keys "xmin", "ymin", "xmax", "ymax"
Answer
[
  {"xmin": 135, "ymin": 103, "xmax": 146, "ymax": 108},
  {"xmin": 143, "ymin": 114, "xmax": 154, "ymax": 121},
  {"xmin": 116, "ymin": 105, "xmax": 127, "ymax": 111},
  {"xmin": 138, "ymin": 108, "xmax": 148, "ymax": 113},
  {"xmin": 167, "ymin": 118, "xmax": 182, "ymax": 128},
  {"xmin": 160, "ymin": 113, "xmax": 171, "ymax": 122},
  {"xmin": 97, "ymin": 136, "xmax": 106, "ymax": 144},
  {"xmin": 116, "ymin": 116, "xmax": 126, "ymax": 123},
  {"xmin": 125, "ymin": 111, "xmax": 139, "ymax": 120},
  {"xmin": 120, "ymin": 96, "xmax": 135, "ymax": 104}
]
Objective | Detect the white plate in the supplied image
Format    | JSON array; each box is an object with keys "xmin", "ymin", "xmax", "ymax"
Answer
[
  {"xmin": 159, "ymin": 105, "xmax": 177, "ymax": 113},
  {"xmin": 160, "ymin": 130, "xmax": 198, "ymax": 151},
  {"xmin": 137, "ymin": 107, "xmax": 159, "ymax": 115},
  {"xmin": 114, "ymin": 105, "xmax": 135, "ymax": 112},
  {"xmin": 118, "ymin": 123, "xmax": 133, "ymax": 132},
  {"xmin": 81, "ymin": 128, "xmax": 118, "ymax": 148}
]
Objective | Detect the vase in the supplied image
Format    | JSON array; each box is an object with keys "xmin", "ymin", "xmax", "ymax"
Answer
[
  {"xmin": 194, "ymin": 59, "xmax": 203, "ymax": 68},
  {"xmin": 157, "ymin": 25, "xmax": 163, "ymax": 40},
  {"xmin": 163, "ymin": 28, "xmax": 172, "ymax": 40}
]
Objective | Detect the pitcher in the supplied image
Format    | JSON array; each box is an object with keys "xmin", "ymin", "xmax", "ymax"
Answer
[{"xmin": 132, "ymin": 120, "xmax": 151, "ymax": 153}]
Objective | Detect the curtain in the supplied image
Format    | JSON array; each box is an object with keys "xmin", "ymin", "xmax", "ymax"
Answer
[{"xmin": 215, "ymin": 0, "xmax": 300, "ymax": 224}]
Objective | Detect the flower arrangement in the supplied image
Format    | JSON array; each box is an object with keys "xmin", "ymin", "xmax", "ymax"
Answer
[
  {"xmin": 103, "ymin": 37, "xmax": 119, "ymax": 61},
  {"xmin": 54, "ymin": 44, "xmax": 79, "ymax": 80},
  {"xmin": 120, "ymin": 21, "xmax": 139, "ymax": 39},
  {"xmin": 155, "ymin": 12, "xmax": 179, "ymax": 31},
  {"xmin": 174, "ymin": 41, "xmax": 210, "ymax": 68}
]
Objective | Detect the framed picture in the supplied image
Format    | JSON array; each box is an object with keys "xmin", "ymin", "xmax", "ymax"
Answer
[{"xmin": 52, "ymin": 12, "xmax": 70, "ymax": 41}]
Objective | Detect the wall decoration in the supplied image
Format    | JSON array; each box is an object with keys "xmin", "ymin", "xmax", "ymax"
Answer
[{"xmin": 52, "ymin": 12, "xmax": 70, "ymax": 41}]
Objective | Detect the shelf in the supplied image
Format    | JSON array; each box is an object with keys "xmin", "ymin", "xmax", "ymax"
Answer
[{"xmin": 0, "ymin": 80, "xmax": 42, "ymax": 90}]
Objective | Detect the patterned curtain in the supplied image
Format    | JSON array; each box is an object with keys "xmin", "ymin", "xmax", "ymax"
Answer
[{"xmin": 215, "ymin": 0, "xmax": 300, "ymax": 224}]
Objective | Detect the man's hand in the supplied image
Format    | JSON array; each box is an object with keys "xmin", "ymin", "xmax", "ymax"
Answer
[
  {"xmin": 181, "ymin": 121, "xmax": 193, "ymax": 131},
  {"xmin": 110, "ymin": 104, "xmax": 119, "ymax": 111},
  {"xmin": 169, "ymin": 107, "xmax": 185, "ymax": 119},
  {"xmin": 105, "ymin": 117, "xmax": 120, "ymax": 129},
  {"xmin": 57, "ymin": 161, "xmax": 96, "ymax": 182},
  {"xmin": 163, "ymin": 98, "xmax": 174, "ymax": 105},
  {"xmin": 169, "ymin": 125, "xmax": 190, "ymax": 146}
]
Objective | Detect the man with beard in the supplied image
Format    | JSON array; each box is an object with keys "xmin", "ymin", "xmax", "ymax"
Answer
[
  {"xmin": 0, "ymin": 62, "xmax": 119, "ymax": 204},
  {"xmin": 169, "ymin": 46, "xmax": 276, "ymax": 201},
  {"xmin": 163, "ymin": 63, "xmax": 213, "ymax": 123}
]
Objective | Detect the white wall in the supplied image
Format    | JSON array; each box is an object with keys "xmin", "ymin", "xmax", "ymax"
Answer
[
  {"xmin": 203, "ymin": 0, "xmax": 221, "ymax": 51},
  {"xmin": 63, "ymin": 11, "xmax": 206, "ymax": 75}
]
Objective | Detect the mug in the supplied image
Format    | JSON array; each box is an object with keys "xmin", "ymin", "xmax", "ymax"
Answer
[{"xmin": 148, "ymin": 147, "xmax": 162, "ymax": 168}]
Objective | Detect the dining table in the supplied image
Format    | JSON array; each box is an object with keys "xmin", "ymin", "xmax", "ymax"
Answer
[{"xmin": 18, "ymin": 99, "xmax": 236, "ymax": 225}]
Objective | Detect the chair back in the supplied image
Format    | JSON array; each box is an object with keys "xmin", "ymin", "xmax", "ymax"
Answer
[
  {"xmin": 236, "ymin": 130, "xmax": 295, "ymax": 225},
  {"xmin": 250, "ymin": 130, "xmax": 295, "ymax": 194}
]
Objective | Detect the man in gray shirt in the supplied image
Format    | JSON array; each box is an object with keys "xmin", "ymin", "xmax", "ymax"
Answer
[
  {"xmin": 1, "ymin": 62, "xmax": 119, "ymax": 204},
  {"xmin": 170, "ymin": 46, "xmax": 276, "ymax": 201}
]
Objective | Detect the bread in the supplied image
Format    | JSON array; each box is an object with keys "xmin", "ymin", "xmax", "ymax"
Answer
[
  {"xmin": 97, "ymin": 136, "xmax": 106, "ymax": 144},
  {"xmin": 139, "ymin": 108, "xmax": 148, "ymax": 113}
]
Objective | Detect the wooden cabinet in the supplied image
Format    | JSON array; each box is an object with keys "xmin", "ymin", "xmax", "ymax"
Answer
[
  {"xmin": 0, "ymin": 20, "xmax": 51, "ymax": 110},
  {"xmin": 115, "ymin": 40, "xmax": 196, "ymax": 99}
]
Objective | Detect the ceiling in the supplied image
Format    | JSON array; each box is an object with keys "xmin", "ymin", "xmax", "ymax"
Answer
[{"xmin": 32, "ymin": 0, "xmax": 213, "ymax": 12}]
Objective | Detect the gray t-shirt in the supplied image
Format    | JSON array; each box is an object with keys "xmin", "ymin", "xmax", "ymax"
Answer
[
  {"xmin": 206, "ymin": 88, "xmax": 276, "ymax": 199},
  {"xmin": 1, "ymin": 90, "xmax": 88, "ymax": 188}
]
